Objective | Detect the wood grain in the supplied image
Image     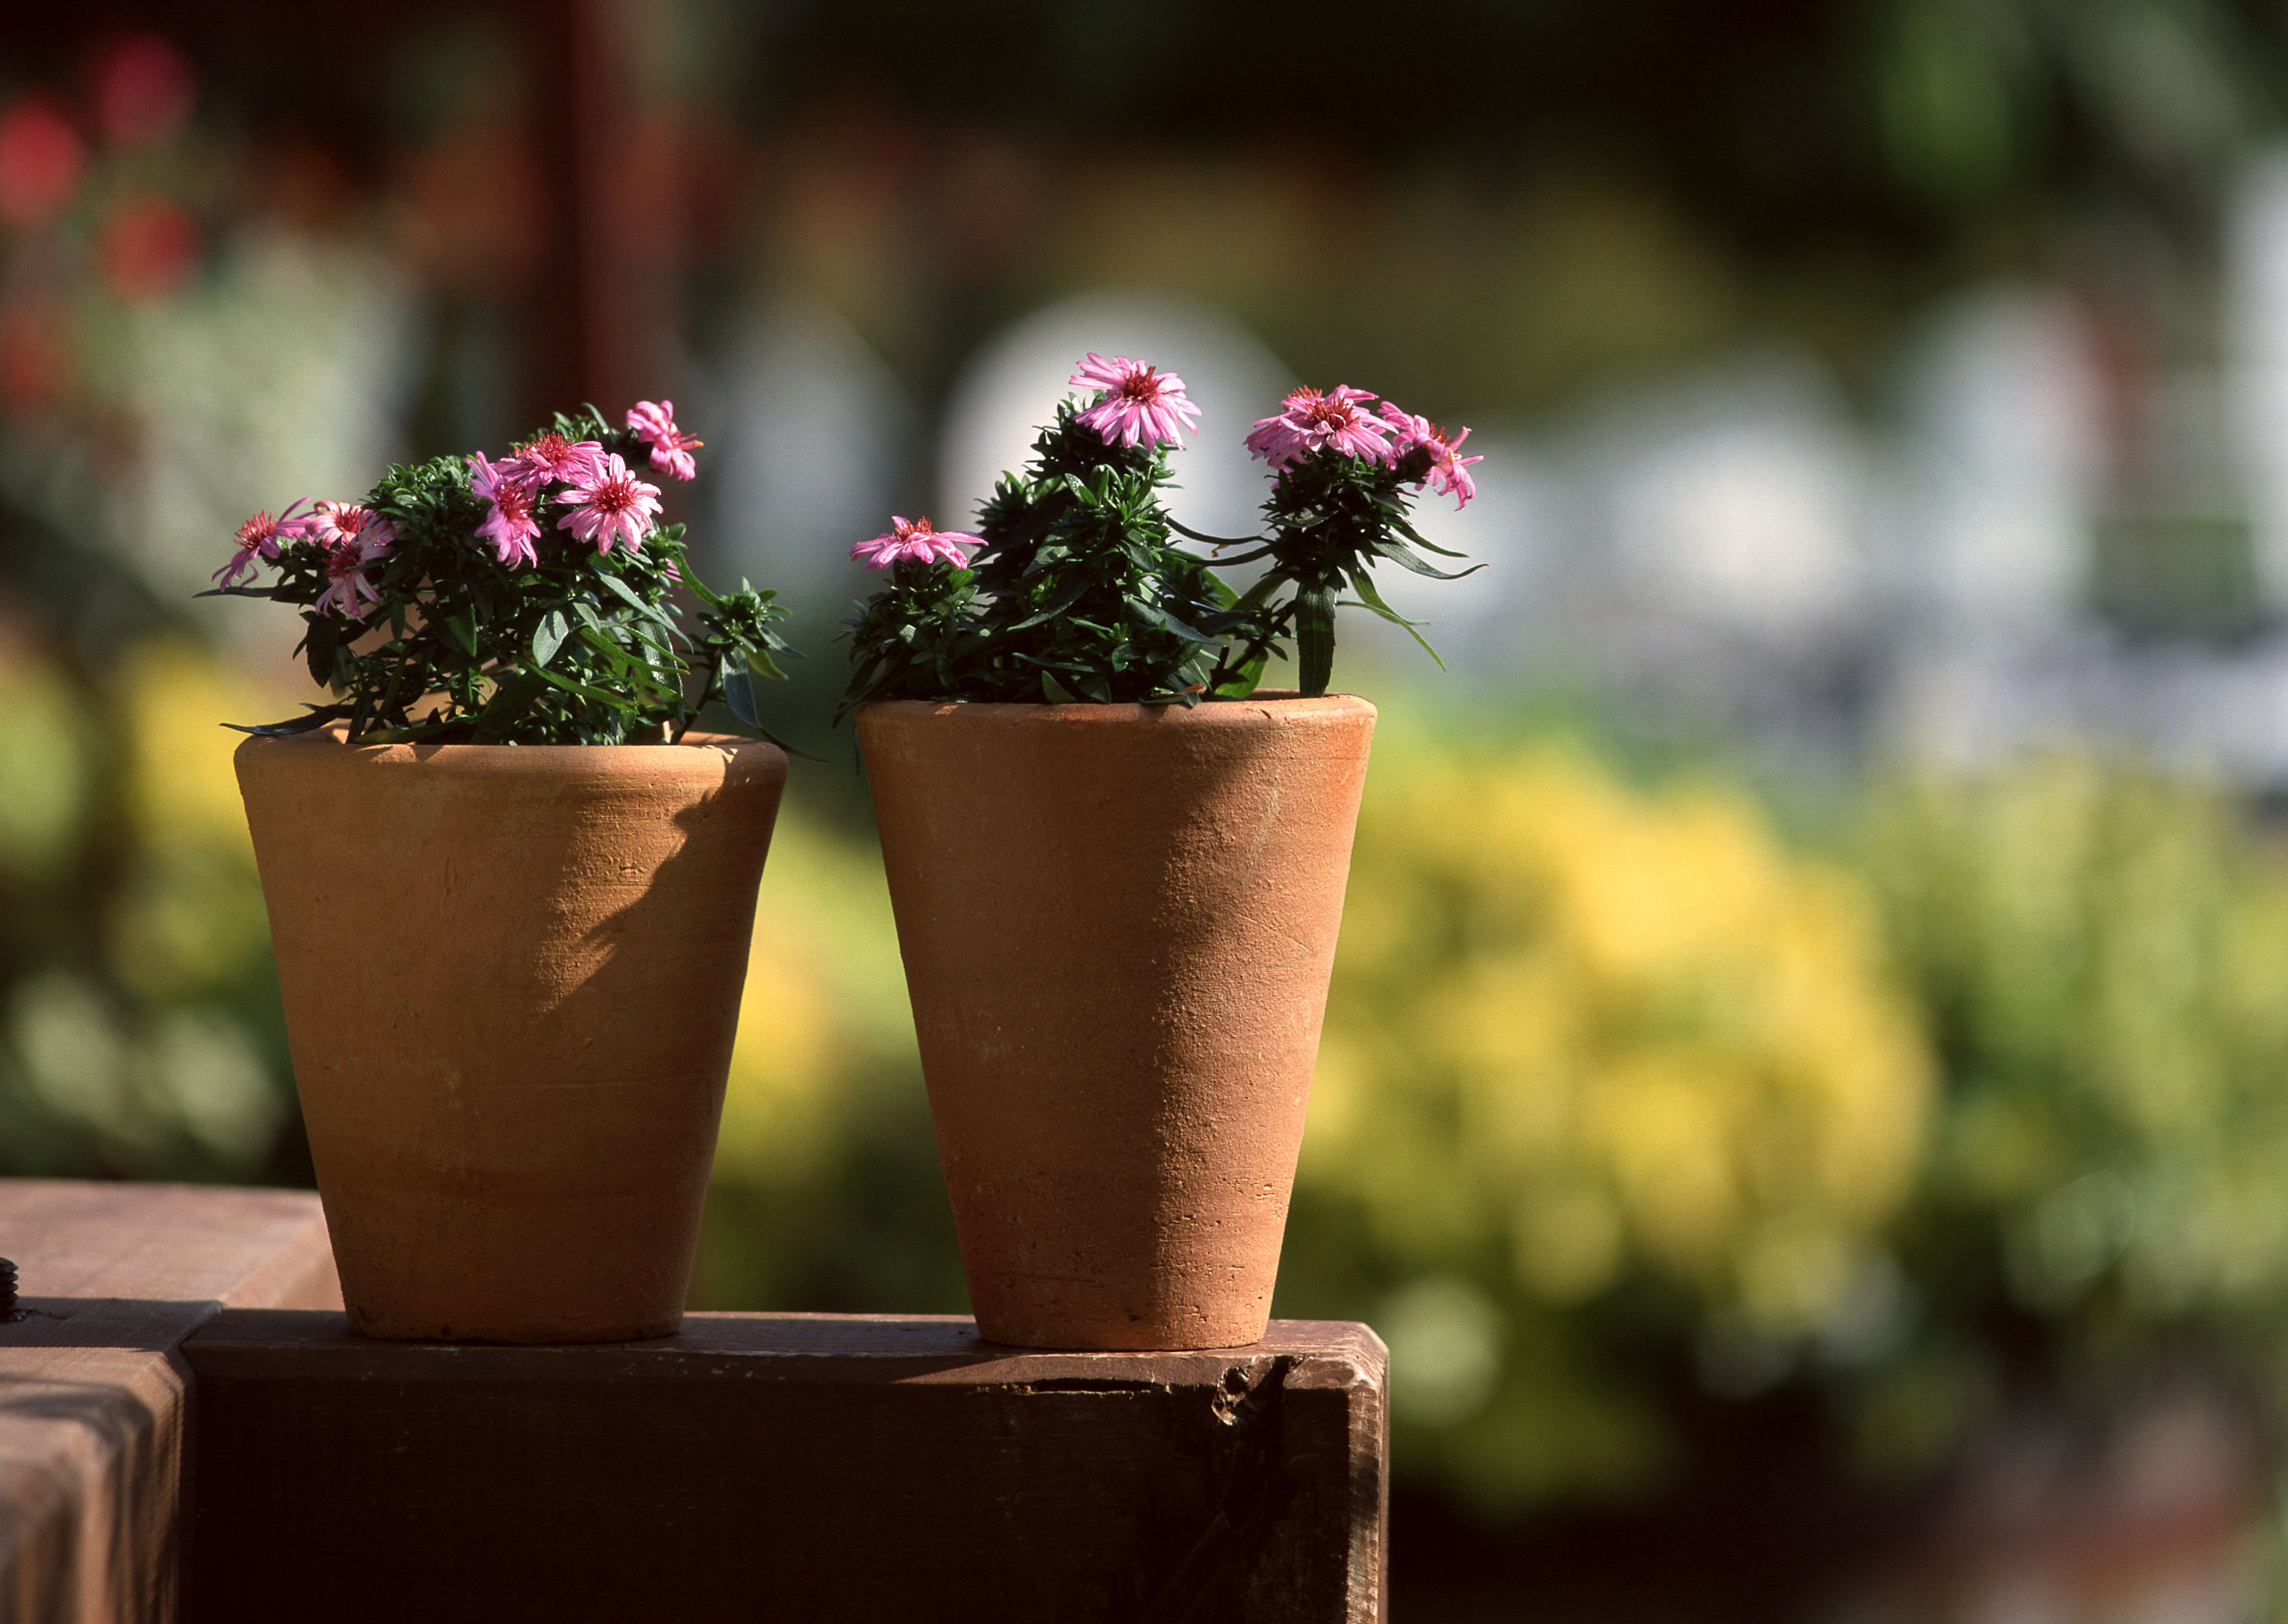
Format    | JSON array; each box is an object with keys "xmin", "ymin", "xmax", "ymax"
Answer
[
  {"xmin": 0, "ymin": 1180, "xmax": 338, "ymax": 1624},
  {"xmin": 0, "ymin": 1182, "xmax": 1390, "ymax": 1623},
  {"xmin": 184, "ymin": 1311, "xmax": 1388, "ymax": 1623}
]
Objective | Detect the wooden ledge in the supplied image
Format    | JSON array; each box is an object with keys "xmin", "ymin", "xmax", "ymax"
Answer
[
  {"xmin": 0, "ymin": 1181, "xmax": 1388, "ymax": 1623},
  {"xmin": 185, "ymin": 1310, "xmax": 1388, "ymax": 1622},
  {"xmin": 0, "ymin": 1180, "xmax": 340, "ymax": 1624},
  {"xmin": 183, "ymin": 1304, "xmax": 1385, "ymax": 1384}
]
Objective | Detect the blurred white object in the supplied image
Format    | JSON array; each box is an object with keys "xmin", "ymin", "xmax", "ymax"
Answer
[
  {"xmin": 116, "ymin": 227, "xmax": 416, "ymax": 638},
  {"xmin": 704, "ymin": 295, "xmax": 914, "ymax": 606},
  {"xmin": 1380, "ymin": 1275, "xmax": 1505, "ymax": 1427},
  {"xmin": 1595, "ymin": 357, "xmax": 1868, "ymax": 643},
  {"xmin": 2225, "ymin": 145, "xmax": 2288, "ymax": 606},
  {"xmin": 1360, "ymin": 437, "xmax": 1558, "ymax": 673},
  {"xmin": 1892, "ymin": 289, "xmax": 2107, "ymax": 637},
  {"xmin": 939, "ymin": 289, "xmax": 1287, "ymax": 542}
]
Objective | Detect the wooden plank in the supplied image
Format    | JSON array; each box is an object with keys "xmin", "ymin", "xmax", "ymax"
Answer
[
  {"xmin": 0, "ymin": 1180, "xmax": 339, "ymax": 1624},
  {"xmin": 184, "ymin": 1311, "xmax": 1388, "ymax": 1623}
]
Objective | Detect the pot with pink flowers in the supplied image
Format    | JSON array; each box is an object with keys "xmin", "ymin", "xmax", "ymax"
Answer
[
  {"xmin": 216, "ymin": 402, "xmax": 799, "ymax": 1344},
  {"xmin": 842, "ymin": 354, "xmax": 1482, "ymax": 1351}
]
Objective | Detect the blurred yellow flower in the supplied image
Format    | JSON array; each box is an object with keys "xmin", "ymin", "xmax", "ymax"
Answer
[
  {"xmin": 118, "ymin": 639, "xmax": 257, "ymax": 859},
  {"xmin": 1305, "ymin": 740, "xmax": 1934, "ymax": 1340},
  {"xmin": 107, "ymin": 640, "xmax": 271, "ymax": 1000},
  {"xmin": 714, "ymin": 798, "xmax": 918, "ymax": 1188},
  {"xmin": 0, "ymin": 648, "xmax": 88, "ymax": 880}
]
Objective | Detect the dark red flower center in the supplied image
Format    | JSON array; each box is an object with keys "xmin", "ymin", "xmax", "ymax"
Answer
[
  {"xmin": 1115, "ymin": 365, "xmax": 1167, "ymax": 403},
  {"xmin": 590, "ymin": 475, "xmax": 639, "ymax": 516},
  {"xmin": 520, "ymin": 433, "xmax": 574, "ymax": 474}
]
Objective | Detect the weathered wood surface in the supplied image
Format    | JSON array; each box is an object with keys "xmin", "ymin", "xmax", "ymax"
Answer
[
  {"xmin": 184, "ymin": 1311, "xmax": 1388, "ymax": 1624},
  {"xmin": 0, "ymin": 1182, "xmax": 1388, "ymax": 1622},
  {"xmin": 0, "ymin": 1180, "xmax": 339, "ymax": 1624}
]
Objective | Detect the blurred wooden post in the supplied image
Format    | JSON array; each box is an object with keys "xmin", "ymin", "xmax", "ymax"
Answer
[{"xmin": 518, "ymin": 0, "xmax": 672, "ymax": 420}]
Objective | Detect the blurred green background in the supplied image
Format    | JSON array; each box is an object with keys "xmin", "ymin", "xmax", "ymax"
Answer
[{"xmin": 12, "ymin": 1, "xmax": 2288, "ymax": 1617}]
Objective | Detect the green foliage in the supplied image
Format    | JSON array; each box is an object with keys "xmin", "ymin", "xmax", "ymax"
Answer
[
  {"xmin": 1851, "ymin": 758, "xmax": 2288, "ymax": 1469},
  {"xmin": 1277, "ymin": 731, "xmax": 1933, "ymax": 1512},
  {"xmin": 840, "ymin": 404, "xmax": 1250, "ymax": 711},
  {"xmin": 0, "ymin": 641, "xmax": 302, "ymax": 1185},
  {"xmin": 841, "ymin": 400, "xmax": 1478, "ymax": 710},
  {"xmin": 1277, "ymin": 741, "xmax": 2288, "ymax": 1510},
  {"xmin": 219, "ymin": 409, "xmax": 796, "ymax": 745},
  {"xmin": 1201, "ymin": 441, "xmax": 1478, "ymax": 697}
]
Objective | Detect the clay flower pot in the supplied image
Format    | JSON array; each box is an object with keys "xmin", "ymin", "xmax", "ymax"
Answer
[
  {"xmin": 859, "ymin": 694, "xmax": 1376, "ymax": 1349},
  {"xmin": 235, "ymin": 732, "xmax": 786, "ymax": 1342}
]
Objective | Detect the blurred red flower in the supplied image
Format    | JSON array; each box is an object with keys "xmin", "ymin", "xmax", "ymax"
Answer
[
  {"xmin": 0, "ymin": 100, "xmax": 86, "ymax": 229},
  {"xmin": 0, "ymin": 307, "xmax": 73, "ymax": 417},
  {"xmin": 92, "ymin": 36, "xmax": 196, "ymax": 148},
  {"xmin": 99, "ymin": 197, "xmax": 200, "ymax": 302}
]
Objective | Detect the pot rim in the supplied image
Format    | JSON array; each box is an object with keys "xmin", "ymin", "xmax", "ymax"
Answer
[
  {"xmin": 235, "ymin": 727, "xmax": 777, "ymax": 757},
  {"xmin": 232, "ymin": 728, "xmax": 788, "ymax": 785},
  {"xmin": 855, "ymin": 692, "xmax": 1375, "ymax": 725}
]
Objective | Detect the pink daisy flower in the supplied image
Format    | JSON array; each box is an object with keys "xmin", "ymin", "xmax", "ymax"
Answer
[
  {"xmin": 305, "ymin": 499, "xmax": 381, "ymax": 551},
  {"xmin": 851, "ymin": 514, "xmax": 980, "ymax": 571},
  {"xmin": 1377, "ymin": 403, "xmax": 1483, "ymax": 510},
  {"xmin": 312, "ymin": 512, "xmax": 396, "ymax": 620},
  {"xmin": 509, "ymin": 430, "xmax": 606, "ymax": 488},
  {"xmin": 626, "ymin": 399, "xmax": 703, "ymax": 482},
  {"xmin": 1070, "ymin": 353, "xmax": 1202, "ymax": 449},
  {"xmin": 468, "ymin": 451, "xmax": 543, "ymax": 568},
  {"xmin": 1243, "ymin": 385, "xmax": 1395, "ymax": 470},
  {"xmin": 213, "ymin": 498, "xmax": 306, "ymax": 587},
  {"xmin": 555, "ymin": 452, "xmax": 662, "ymax": 555}
]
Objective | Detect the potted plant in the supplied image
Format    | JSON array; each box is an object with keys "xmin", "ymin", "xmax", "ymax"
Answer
[
  {"xmin": 217, "ymin": 401, "xmax": 797, "ymax": 1343},
  {"xmin": 843, "ymin": 354, "xmax": 1481, "ymax": 1349}
]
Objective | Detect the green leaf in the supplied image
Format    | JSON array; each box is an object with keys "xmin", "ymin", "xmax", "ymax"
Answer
[
  {"xmin": 575, "ymin": 627, "xmax": 652, "ymax": 678},
  {"xmin": 221, "ymin": 704, "xmax": 351, "ymax": 738},
  {"xmin": 722, "ymin": 661, "xmax": 762, "ymax": 727},
  {"xmin": 472, "ymin": 671, "xmax": 548, "ymax": 742},
  {"xmin": 1213, "ymin": 651, "xmax": 1268, "ymax": 699},
  {"xmin": 531, "ymin": 610, "xmax": 569, "ymax": 668},
  {"xmin": 1297, "ymin": 583, "xmax": 1336, "ymax": 698},
  {"xmin": 596, "ymin": 570, "xmax": 677, "ymax": 627},
  {"xmin": 1151, "ymin": 604, "xmax": 1214, "ymax": 643},
  {"xmin": 1042, "ymin": 672, "xmax": 1080, "ymax": 703},
  {"xmin": 1167, "ymin": 517, "xmax": 1267, "ymax": 550},
  {"xmin": 531, "ymin": 665, "xmax": 636, "ymax": 709},
  {"xmin": 1007, "ymin": 575, "xmax": 1092, "ymax": 631},
  {"xmin": 1390, "ymin": 513, "xmax": 1471, "ymax": 558},
  {"xmin": 1370, "ymin": 536, "xmax": 1483, "ymax": 581},
  {"xmin": 303, "ymin": 615, "xmax": 340, "ymax": 689},
  {"xmin": 1350, "ymin": 569, "xmax": 1446, "ymax": 671},
  {"xmin": 748, "ymin": 646, "xmax": 789, "ymax": 682}
]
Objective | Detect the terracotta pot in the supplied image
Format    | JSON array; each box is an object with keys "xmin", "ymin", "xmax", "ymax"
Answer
[
  {"xmin": 859, "ymin": 695, "xmax": 1376, "ymax": 1349},
  {"xmin": 234, "ymin": 732, "xmax": 786, "ymax": 1342}
]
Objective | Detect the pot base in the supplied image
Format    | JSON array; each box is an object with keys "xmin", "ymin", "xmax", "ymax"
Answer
[{"xmin": 345, "ymin": 1311, "xmax": 682, "ymax": 1345}]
